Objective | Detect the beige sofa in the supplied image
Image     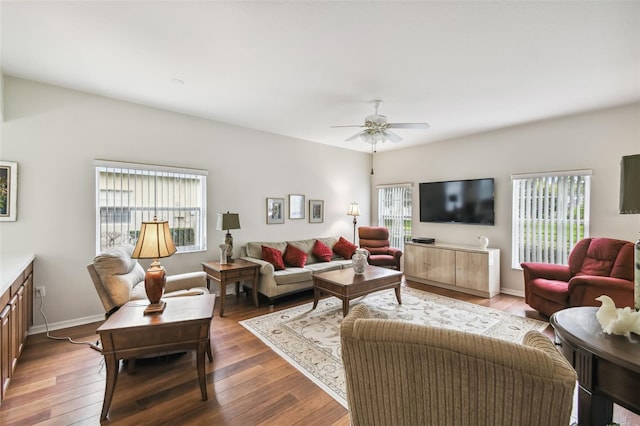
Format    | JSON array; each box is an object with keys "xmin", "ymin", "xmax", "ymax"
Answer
[{"xmin": 241, "ymin": 236, "xmax": 353, "ymax": 303}]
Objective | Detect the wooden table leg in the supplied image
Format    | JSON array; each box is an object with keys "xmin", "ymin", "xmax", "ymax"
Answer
[
  {"xmin": 219, "ymin": 280, "xmax": 226, "ymax": 317},
  {"xmin": 342, "ymin": 298, "xmax": 350, "ymax": 317},
  {"xmin": 312, "ymin": 287, "xmax": 320, "ymax": 309},
  {"xmin": 394, "ymin": 284, "xmax": 402, "ymax": 305},
  {"xmin": 252, "ymin": 270, "xmax": 259, "ymax": 308},
  {"xmin": 101, "ymin": 353, "xmax": 119, "ymax": 420},
  {"xmin": 197, "ymin": 341, "xmax": 208, "ymax": 401}
]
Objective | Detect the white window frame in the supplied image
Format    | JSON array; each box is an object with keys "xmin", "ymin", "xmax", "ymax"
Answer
[
  {"xmin": 377, "ymin": 183, "xmax": 413, "ymax": 251},
  {"xmin": 511, "ymin": 169, "xmax": 591, "ymax": 268},
  {"xmin": 94, "ymin": 160, "xmax": 208, "ymax": 254}
]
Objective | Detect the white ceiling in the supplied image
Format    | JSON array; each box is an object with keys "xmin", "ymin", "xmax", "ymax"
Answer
[{"xmin": 2, "ymin": 1, "xmax": 639, "ymax": 153}]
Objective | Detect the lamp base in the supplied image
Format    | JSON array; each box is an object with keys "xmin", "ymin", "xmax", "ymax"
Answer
[
  {"xmin": 144, "ymin": 301, "xmax": 166, "ymax": 315},
  {"xmin": 145, "ymin": 260, "xmax": 166, "ymax": 310},
  {"xmin": 225, "ymin": 232, "xmax": 235, "ymax": 263}
]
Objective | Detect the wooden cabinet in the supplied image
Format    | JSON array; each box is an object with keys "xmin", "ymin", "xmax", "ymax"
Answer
[
  {"xmin": 0, "ymin": 258, "xmax": 34, "ymax": 404},
  {"xmin": 405, "ymin": 243, "xmax": 500, "ymax": 298}
]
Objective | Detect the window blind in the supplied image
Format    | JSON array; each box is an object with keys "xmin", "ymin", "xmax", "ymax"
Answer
[
  {"xmin": 377, "ymin": 183, "xmax": 412, "ymax": 250},
  {"xmin": 511, "ymin": 170, "xmax": 590, "ymax": 267}
]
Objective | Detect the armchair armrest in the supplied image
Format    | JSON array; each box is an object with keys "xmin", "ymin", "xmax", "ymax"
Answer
[
  {"xmin": 568, "ymin": 275, "xmax": 634, "ymax": 308},
  {"xmin": 166, "ymin": 271, "xmax": 207, "ymax": 292},
  {"xmin": 388, "ymin": 247, "xmax": 402, "ymax": 263},
  {"xmin": 522, "ymin": 331, "xmax": 577, "ymax": 383},
  {"xmin": 521, "ymin": 262, "xmax": 571, "ymax": 282}
]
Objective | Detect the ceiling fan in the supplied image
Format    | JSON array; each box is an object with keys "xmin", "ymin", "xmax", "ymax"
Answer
[{"xmin": 332, "ymin": 100, "xmax": 430, "ymax": 145}]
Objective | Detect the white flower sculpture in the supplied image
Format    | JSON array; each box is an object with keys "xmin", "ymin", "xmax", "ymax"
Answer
[{"xmin": 595, "ymin": 295, "xmax": 640, "ymax": 337}]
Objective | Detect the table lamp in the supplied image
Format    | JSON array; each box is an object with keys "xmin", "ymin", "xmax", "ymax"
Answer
[
  {"xmin": 347, "ymin": 202, "xmax": 361, "ymax": 244},
  {"xmin": 619, "ymin": 154, "xmax": 640, "ymax": 310},
  {"xmin": 131, "ymin": 216, "xmax": 177, "ymax": 314},
  {"xmin": 217, "ymin": 212, "xmax": 241, "ymax": 263}
]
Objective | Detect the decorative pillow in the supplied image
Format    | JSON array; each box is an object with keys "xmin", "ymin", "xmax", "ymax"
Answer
[
  {"xmin": 333, "ymin": 236, "xmax": 357, "ymax": 260},
  {"xmin": 284, "ymin": 244, "xmax": 308, "ymax": 268},
  {"xmin": 262, "ymin": 245, "xmax": 285, "ymax": 271},
  {"xmin": 312, "ymin": 239, "xmax": 333, "ymax": 262}
]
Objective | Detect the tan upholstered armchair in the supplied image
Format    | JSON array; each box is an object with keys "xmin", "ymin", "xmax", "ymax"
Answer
[
  {"xmin": 87, "ymin": 244, "xmax": 209, "ymax": 317},
  {"xmin": 341, "ymin": 305, "xmax": 577, "ymax": 426}
]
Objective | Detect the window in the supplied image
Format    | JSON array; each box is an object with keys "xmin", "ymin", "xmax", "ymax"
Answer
[
  {"xmin": 377, "ymin": 183, "xmax": 412, "ymax": 251},
  {"xmin": 95, "ymin": 160, "xmax": 208, "ymax": 254},
  {"xmin": 511, "ymin": 170, "xmax": 591, "ymax": 268}
]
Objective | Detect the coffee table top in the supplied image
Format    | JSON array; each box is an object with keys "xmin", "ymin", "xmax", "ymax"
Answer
[
  {"xmin": 313, "ymin": 265, "xmax": 402, "ymax": 286},
  {"xmin": 97, "ymin": 294, "xmax": 216, "ymax": 332}
]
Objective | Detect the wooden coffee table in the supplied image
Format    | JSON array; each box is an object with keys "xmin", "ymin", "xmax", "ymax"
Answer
[
  {"xmin": 312, "ymin": 265, "xmax": 403, "ymax": 316},
  {"xmin": 96, "ymin": 295, "xmax": 215, "ymax": 420}
]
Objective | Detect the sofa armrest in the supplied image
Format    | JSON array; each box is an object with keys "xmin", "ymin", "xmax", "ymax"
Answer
[
  {"xmin": 166, "ymin": 271, "xmax": 207, "ymax": 292},
  {"xmin": 521, "ymin": 262, "xmax": 571, "ymax": 282},
  {"xmin": 240, "ymin": 256, "xmax": 275, "ymax": 275}
]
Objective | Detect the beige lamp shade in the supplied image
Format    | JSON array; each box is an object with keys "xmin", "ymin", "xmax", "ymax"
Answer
[
  {"xmin": 347, "ymin": 202, "xmax": 361, "ymax": 217},
  {"xmin": 216, "ymin": 212, "xmax": 241, "ymax": 231},
  {"xmin": 131, "ymin": 218, "xmax": 177, "ymax": 259}
]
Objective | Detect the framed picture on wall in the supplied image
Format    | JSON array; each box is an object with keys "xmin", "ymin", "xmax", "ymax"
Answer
[
  {"xmin": 289, "ymin": 194, "xmax": 305, "ymax": 219},
  {"xmin": 309, "ymin": 200, "xmax": 323, "ymax": 223},
  {"xmin": 0, "ymin": 161, "xmax": 17, "ymax": 222},
  {"xmin": 266, "ymin": 197, "xmax": 285, "ymax": 224}
]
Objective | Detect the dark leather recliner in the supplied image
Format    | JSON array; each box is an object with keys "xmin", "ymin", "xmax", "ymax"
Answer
[
  {"xmin": 357, "ymin": 226, "xmax": 402, "ymax": 270},
  {"xmin": 521, "ymin": 237, "xmax": 635, "ymax": 317}
]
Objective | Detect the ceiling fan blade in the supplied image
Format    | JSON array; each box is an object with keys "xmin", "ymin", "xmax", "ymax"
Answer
[
  {"xmin": 387, "ymin": 123, "xmax": 430, "ymax": 130},
  {"xmin": 330, "ymin": 125, "xmax": 365, "ymax": 128},
  {"xmin": 345, "ymin": 130, "xmax": 367, "ymax": 142},
  {"xmin": 384, "ymin": 130, "xmax": 402, "ymax": 143}
]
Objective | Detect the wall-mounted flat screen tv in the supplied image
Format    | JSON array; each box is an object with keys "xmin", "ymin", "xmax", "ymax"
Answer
[{"xmin": 419, "ymin": 178, "xmax": 495, "ymax": 225}]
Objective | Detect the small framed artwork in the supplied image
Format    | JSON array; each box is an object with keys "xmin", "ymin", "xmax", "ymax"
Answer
[
  {"xmin": 309, "ymin": 200, "xmax": 323, "ymax": 223},
  {"xmin": 289, "ymin": 194, "xmax": 305, "ymax": 219},
  {"xmin": 266, "ymin": 197, "xmax": 285, "ymax": 224},
  {"xmin": 0, "ymin": 161, "xmax": 17, "ymax": 222}
]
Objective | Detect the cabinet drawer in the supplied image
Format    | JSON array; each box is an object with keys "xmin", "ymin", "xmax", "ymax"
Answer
[{"xmin": 224, "ymin": 269, "xmax": 256, "ymax": 280}]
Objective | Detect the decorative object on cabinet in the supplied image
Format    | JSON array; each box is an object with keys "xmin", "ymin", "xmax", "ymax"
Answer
[
  {"xmin": 0, "ymin": 161, "xmax": 17, "ymax": 221},
  {"xmin": 347, "ymin": 202, "xmax": 360, "ymax": 243},
  {"xmin": 309, "ymin": 199, "xmax": 324, "ymax": 223},
  {"xmin": 216, "ymin": 212, "xmax": 240, "ymax": 263},
  {"xmin": 478, "ymin": 235, "xmax": 489, "ymax": 249},
  {"xmin": 131, "ymin": 217, "xmax": 178, "ymax": 314},
  {"xmin": 619, "ymin": 153, "xmax": 640, "ymax": 310},
  {"xmin": 289, "ymin": 194, "xmax": 305, "ymax": 219},
  {"xmin": 266, "ymin": 197, "xmax": 285, "ymax": 224}
]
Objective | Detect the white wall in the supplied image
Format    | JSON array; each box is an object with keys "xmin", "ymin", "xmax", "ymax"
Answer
[
  {"xmin": 0, "ymin": 77, "xmax": 371, "ymax": 326},
  {"xmin": 373, "ymin": 102, "xmax": 640, "ymax": 295}
]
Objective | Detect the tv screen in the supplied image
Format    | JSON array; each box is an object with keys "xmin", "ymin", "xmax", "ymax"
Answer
[{"xmin": 419, "ymin": 178, "xmax": 495, "ymax": 225}]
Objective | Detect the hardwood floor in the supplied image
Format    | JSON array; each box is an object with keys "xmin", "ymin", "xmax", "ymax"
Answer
[{"xmin": 0, "ymin": 280, "xmax": 638, "ymax": 425}]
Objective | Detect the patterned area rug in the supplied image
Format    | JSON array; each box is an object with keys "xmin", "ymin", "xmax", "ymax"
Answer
[{"xmin": 240, "ymin": 286, "xmax": 549, "ymax": 408}]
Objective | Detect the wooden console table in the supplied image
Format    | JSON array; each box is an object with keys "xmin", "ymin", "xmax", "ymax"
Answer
[
  {"xmin": 96, "ymin": 295, "xmax": 215, "ymax": 420},
  {"xmin": 550, "ymin": 306, "xmax": 640, "ymax": 426},
  {"xmin": 201, "ymin": 259, "xmax": 260, "ymax": 317}
]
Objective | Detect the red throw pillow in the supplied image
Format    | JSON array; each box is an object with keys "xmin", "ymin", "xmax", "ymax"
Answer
[
  {"xmin": 284, "ymin": 244, "xmax": 308, "ymax": 268},
  {"xmin": 333, "ymin": 236, "xmax": 357, "ymax": 259},
  {"xmin": 262, "ymin": 245, "xmax": 285, "ymax": 271},
  {"xmin": 312, "ymin": 240, "xmax": 333, "ymax": 262}
]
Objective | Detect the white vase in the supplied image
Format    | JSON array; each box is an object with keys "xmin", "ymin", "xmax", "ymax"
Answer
[
  {"xmin": 478, "ymin": 236, "xmax": 489, "ymax": 249},
  {"xmin": 219, "ymin": 244, "xmax": 229, "ymax": 264},
  {"xmin": 352, "ymin": 249, "xmax": 368, "ymax": 275}
]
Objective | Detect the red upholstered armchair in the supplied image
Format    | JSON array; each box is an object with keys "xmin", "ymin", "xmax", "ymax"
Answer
[
  {"xmin": 358, "ymin": 227, "xmax": 402, "ymax": 270},
  {"xmin": 521, "ymin": 237, "xmax": 635, "ymax": 317}
]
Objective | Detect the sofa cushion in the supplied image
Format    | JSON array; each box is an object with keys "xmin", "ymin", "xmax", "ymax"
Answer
[
  {"xmin": 273, "ymin": 268, "xmax": 313, "ymax": 285},
  {"xmin": 312, "ymin": 239, "xmax": 333, "ymax": 262},
  {"xmin": 284, "ymin": 244, "xmax": 308, "ymax": 267},
  {"xmin": 303, "ymin": 262, "xmax": 343, "ymax": 273},
  {"xmin": 262, "ymin": 245, "xmax": 285, "ymax": 270},
  {"xmin": 333, "ymin": 236, "xmax": 357, "ymax": 260}
]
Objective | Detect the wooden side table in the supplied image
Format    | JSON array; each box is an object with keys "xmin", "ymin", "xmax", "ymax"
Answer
[
  {"xmin": 201, "ymin": 259, "xmax": 260, "ymax": 316},
  {"xmin": 96, "ymin": 295, "xmax": 215, "ymax": 420}
]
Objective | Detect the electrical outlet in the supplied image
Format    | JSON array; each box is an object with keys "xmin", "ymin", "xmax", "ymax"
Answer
[{"xmin": 35, "ymin": 286, "xmax": 45, "ymax": 298}]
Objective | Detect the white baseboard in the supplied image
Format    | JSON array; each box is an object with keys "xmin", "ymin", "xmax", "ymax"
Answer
[
  {"xmin": 29, "ymin": 313, "xmax": 104, "ymax": 336},
  {"xmin": 500, "ymin": 288, "xmax": 525, "ymax": 298}
]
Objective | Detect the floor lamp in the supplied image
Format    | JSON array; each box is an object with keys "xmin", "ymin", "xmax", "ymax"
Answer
[{"xmin": 347, "ymin": 202, "xmax": 361, "ymax": 244}]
